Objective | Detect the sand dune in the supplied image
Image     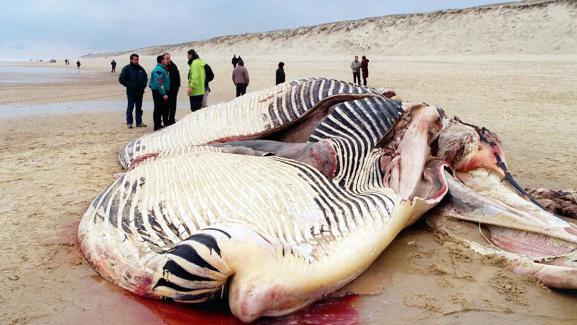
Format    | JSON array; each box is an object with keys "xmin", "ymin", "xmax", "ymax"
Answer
[{"xmin": 88, "ymin": 0, "xmax": 577, "ymax": 58}]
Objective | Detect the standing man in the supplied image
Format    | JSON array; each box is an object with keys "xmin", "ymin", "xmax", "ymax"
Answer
[
  {"xmin": 232, "ymin": 60, "xmax": 249, "ymax": 97},
  {"xmin": 275, "ymin": 61, "xmax": 285, "ymax": 85},
  {"xmin": 111, "ymin": 59, "xmax": 117, "ymax": 73},
  {"xmin": 76, "ymin": 60, "xmax": 81, "ymax": 70},
  {"xmin": 350, "ymin": 56, "xmax": 361, "ymax": 86},
  {"xmin": 119, "ymin": 53, "xmax": 148, "ymax": 128},
  {"xmin": 202, "ymin": 63, "xmax": 214, "ymax": 108},
  {"xmin": 187, "ymin": 49, "xmax": 206, "ymax": 112},
  {"xmin": 360, "ymin": 56, "xmax": 369, "ymax": 87},
  {"xmin": 149, "ymin": 55, "xmax": 171, "ymax": 131},
  {"xmin": 163, "ymin": 52, "xmax": 180, "ymax": 125}
]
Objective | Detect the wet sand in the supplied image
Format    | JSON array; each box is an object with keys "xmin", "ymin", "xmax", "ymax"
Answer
[{"xmin": 1, "ymin": 55, "xmax": 577, "ymax": 324}]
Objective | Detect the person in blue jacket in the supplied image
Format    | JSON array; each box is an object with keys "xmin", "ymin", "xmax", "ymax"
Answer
[
  {"xmin": 119, "ymin": 53, "xmax": 148, "ymax": 128},
  {"xmin": 149, "ymin": 55, "xmax": 171, "ymax": 131}
]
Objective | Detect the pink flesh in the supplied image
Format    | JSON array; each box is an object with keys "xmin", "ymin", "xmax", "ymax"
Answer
[
  {"xmin": 384, "ymin": 105, "xmax": 442, "ymax": 199},
  {"xmin": 488, "ymin": 226, "xmax": 576, "ymax": 257},
  {"xmin": 221, "ymin": 140, "xmax": 337, "ymax": 178}
]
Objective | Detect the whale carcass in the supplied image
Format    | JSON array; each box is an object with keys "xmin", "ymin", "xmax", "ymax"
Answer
[{"xmin": 79, "ymin": 79, "xmax": 577, "ymax": 322}]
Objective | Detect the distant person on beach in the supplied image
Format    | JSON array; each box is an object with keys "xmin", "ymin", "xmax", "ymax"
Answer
[
  {"xmin": 350, "ymin": 56, "xmax": 361, "ymax": 86},
  {"xmin": 232, "ymin": 60, "xmax": 249, "ymax": 97},
  {"xmin": 163, "ymin": 52, "xmax": 180, "ymax": 125},
  {"xmin": 360, "ymin": 55, "xmax": 369, "ymax": 87},
  {"xmin": 149, "ymin": 55, "xmax": 171, "ymax": 131},
  {"xmin": 187, "ymin": 49, "xmax": 207, "ymax": 112},
  {"xmin": 64, "ymin": 59, "xmax": 69, "ymax": 65},
  {"xmin": 232, "ymin": 55, "xmax": 239, "ymax": 68},
  {"xmin": 76, "ymin": 60, "xmax": 81, "ymax": 70},
  {"xmin": 276, "ymin": 61, "xmax": 285, "ymax": 85},
  {"xmin": 119, "ymin": 53, "xmax": 148, "ymax": 129},
  {"xmin": 111, "ymin": 60, "xmax": 117, "ymax": 73}
]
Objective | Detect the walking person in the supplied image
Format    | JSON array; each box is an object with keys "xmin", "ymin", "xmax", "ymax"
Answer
[
  {"xmin": 76, "ymin": 60, "xmax": 81, "ymax": 70},
  {"xmin": 232, "ymin": 60, "xmax": 249, "ymax": 97},
  {"xmin": 187, "ymin": 49, "xmax": 206, "ymax": 112},
  {"xmin": 163, "ymin": 52, "xmax": 180, "ymax": 125},
  {"xmin": 149, "ymin": 55, "xmax": 171, "ymax": 131},
  {"xmin": 275, "ymin": 61, "xmax": 285, "ymax": 85},
  {"xmin": 231, "ymin": 55, "xmax": 239, "ymax": 68},
  {"xmin": 360, "ymin": 55, "xmax": 369, "ymax": 87},
  {"xmin": 350, "ymin": 56, "xmax": 361, "ymax": 86},
  {"xmin": 111, "ymin": 59, "xmax": 117, "ymax": 73},
  {"xmin": 119, "ymin": 53, "xmax": 148, "ymax": 129}
]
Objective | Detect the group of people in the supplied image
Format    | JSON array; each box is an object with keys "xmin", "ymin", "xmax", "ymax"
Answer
[
  {"xmin": 350, "ymin": 55, "xmax": 369, "ymax": 86},
  {"xmin": 118, "ymin": 50, "xmax": 212, "ymax": 131},
  {"xmin": 63, "ymin": 59, "xmax": 81, "ymax": 69},
  {"xmin": 116, "ymin": 52, "xmax": 291, "ymax": 131},
  {"xmin": 230, "ymin": 55, "xmax": 285, "ymax": 96}
]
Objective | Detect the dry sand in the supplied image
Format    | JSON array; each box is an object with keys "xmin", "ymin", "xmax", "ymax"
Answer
[{"xmin": 2, "ymin": 1, "xmax": 577, "ymax": 324}]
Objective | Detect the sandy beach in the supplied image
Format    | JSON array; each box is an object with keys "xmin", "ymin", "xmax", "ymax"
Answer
[{"xmin": 2, "ymin": 1, "xmax": 577, "ymax": 324}]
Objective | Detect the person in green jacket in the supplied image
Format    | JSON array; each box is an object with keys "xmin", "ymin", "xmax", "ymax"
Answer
[
  {"xmin": 149, "ymin": 55, "xmax": 171, "ymax": 131},
  {"xmin": 187, "ymin": 49, "xmax": 206, "ymax": 112}
]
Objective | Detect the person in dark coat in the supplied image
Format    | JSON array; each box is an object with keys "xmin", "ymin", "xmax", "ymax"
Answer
[
  {"xmin": 76, "ymin": 60, "xmax": 81, "ymax": 70},
  {"xmin": 276, "ymin": 62, "xmax": 285, "ymax": 85},
  {"xmin": 163, "ymin": 52, "xmax": 180, "ymax": 125},
  {"xmin": 119, "ymin": 53, "xmax": 148, "ymax": 128},
  {"xmin": 111, "ymin": 60, "xmax": 117, "ymax": 73},
  {"xmin": 360, "ymin": 56, "xmax": 369, "ymax": 87},
  {"xmin": 232, "ymin": 55, "xmax": 239, "ymax": 68}
]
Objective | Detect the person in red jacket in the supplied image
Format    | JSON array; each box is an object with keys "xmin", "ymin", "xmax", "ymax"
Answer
[{"xmin": 360, "ymin": 56, "xmax": 369, "ymax": 87}]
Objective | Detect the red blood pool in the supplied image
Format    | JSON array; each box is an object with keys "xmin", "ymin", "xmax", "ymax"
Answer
[{"xmin": 74, "ymin": 275, "xmax": 358, "ymax": 324}]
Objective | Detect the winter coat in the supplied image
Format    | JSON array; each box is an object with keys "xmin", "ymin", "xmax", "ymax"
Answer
[
  {"xmin": 166, "ymin": 62, "xmax": 181, "ymax": 89},
  {"xmin": 232, "ymin": 65, "xmax": 250, "ymax": 85},
  {"xmin": 148, "ymin": 64, "xmax": 170, "ymax": 96},
  {"xmin": 276, "ymin": 67, "xmax": 285, "ymax": 85},
  {"xmin": 119, "ymin": 63, "xmax": 148, "ymax": 93},
  {"xmin": 361, "ymin": 58, "xmax": 369, "ymax": 78},
  {"xmin": 188, "ymin": 58, "xmax": 206, "ymax": 96}
]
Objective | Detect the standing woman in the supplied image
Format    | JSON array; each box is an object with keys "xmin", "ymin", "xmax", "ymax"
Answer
[{"xmin": 361, "ymin": 56, "xmax": 369, "ymax": 87}]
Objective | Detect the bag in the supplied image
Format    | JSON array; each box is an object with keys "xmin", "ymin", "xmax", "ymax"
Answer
[{"xmin": 204, "ymin": 64, "xmax": 214, "ymax": 83}]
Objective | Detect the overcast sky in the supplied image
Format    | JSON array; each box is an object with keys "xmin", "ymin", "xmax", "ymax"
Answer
[{"xmin": 2, "ymin": 0, "xmax": 510, "ymax": 60}]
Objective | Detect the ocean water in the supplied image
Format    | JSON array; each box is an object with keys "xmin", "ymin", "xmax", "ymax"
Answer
[
  {"xmin": 0, "ymin": 63, "xmax": 93, "ymax": 84},
  {"xmin": 0, "ymin": 101, "xmax": 153, "ymax": 119}
]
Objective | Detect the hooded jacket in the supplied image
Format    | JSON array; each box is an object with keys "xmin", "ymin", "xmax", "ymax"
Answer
[{"xmin": 188, "ymin": 58, "xmax": 206, "ymax": 96}]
